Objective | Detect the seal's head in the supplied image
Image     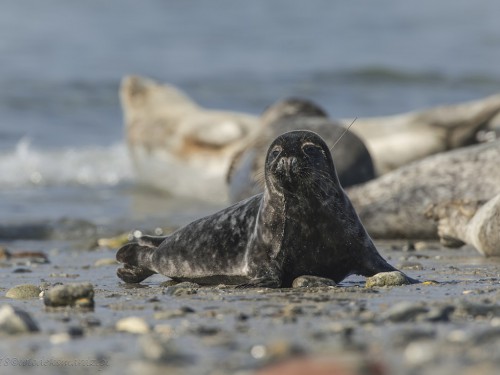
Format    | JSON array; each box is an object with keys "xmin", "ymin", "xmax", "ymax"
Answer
[
  {"xmin": 261, "ymin": 98, "xmax": 328, "ymax": 126},
  {"xmin": 265, "ymin": 130, "xmax": 340, "ymax": 196}
]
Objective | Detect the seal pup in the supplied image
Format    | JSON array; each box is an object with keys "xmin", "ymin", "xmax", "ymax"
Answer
[
  {"xmin": 121, "ymin": 75, "xmax": 261, "ymax": 203},
  {"xmin": 116, "ymin": 130, "xmax": 412, "ymax": 287},
  {"xmin": 346, "ymin": 140, "xmax": 500, "ymax": 239},
  {"xmin": 340, "ymin": 93, "xmax": 500, "ymax": 174},
  {"xmin": 228, "ymin": 98, "xmax": 375, "ymax": 202},
  {"xmin": 426, "ymin": 194, "xmax": 500, "ymax": 257}
]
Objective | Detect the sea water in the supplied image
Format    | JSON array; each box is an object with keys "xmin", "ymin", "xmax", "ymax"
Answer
[{"xmin": 1, "ymin": 0, "xmax": 499, "ymax": 230}]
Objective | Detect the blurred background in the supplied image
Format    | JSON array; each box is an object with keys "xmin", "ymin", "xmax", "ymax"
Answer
[{"xmin": 1, "ymin": 0, "xmax": 499, "ymax": 227}]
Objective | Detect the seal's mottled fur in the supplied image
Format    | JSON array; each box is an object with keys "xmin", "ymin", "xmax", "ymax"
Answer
[{"xmin": 117, "ymin": 130, "xmax": 410, "ymax": 287}]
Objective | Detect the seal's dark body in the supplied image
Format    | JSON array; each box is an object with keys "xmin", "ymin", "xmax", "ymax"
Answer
[{"xmin": 117, "ymin": 131, "xmax": 404, "ymax": 287}]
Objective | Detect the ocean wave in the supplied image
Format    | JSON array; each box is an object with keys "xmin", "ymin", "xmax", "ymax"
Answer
[
  {"xmin": 0, "ymin": 139, "xmax": 133, "ymax": 189},
  {"xmin": 312, "ymin": 66, "xmax": 500, "ymax": 86}
]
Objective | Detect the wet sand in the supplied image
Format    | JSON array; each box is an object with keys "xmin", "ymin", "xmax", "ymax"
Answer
[{"xmin": 1, "ymin": 236, "xmax": 499, "ymax": 375}]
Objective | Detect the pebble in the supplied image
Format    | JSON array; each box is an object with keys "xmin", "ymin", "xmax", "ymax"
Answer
[
  {"xmin": 97, "ymin": 233, "xmax": 130, "ymax": 248},
  {"xmin": 0, "ymin": 304, "xmax": 39, "ymax": 334},
  {"xmin": 0, "ymin": 247, "xmax": 49, "ymax": 264},
  {"xmin": 382, "ymin": 302, "xmax": 429, "ymax": 322},
  {"xmin": 365, "ymin": 271, "xmax": 410, "ymax": 288},
  {"xmin": 250, "ymin": 340, "xmax": 303, "ymax": 364},
  {"xmin": 397, "ymin": 261, "xmax": 424, "ymax": 271},
  {"xmin": 139, "ymin": 334, "xmax": 189, "ymax": 364},
  {"xmin": 163, "ymin": 282, "xmax": 199, "ymax": 296},
  {"xmin": 455, "ymin": 300, "xmax": 500, "ymax": 318},
  {"xmin": 292, "ymin": 276, "xmax": 337, "ymax": 288},
  {"xmin": 154, "ymin": 306, "xmax": 195, "ymax": 320},
  {"xmin": 94, "ymin": 258, "xmax": 118, "ymax": 267},
  {"xmin": 43, "ymin": 282, "xmax": 94, "ymax": 308},
  {"xmin": 404, "ymin": 340, "xmax": 437, "ymax": 366},
  {"xmin": 5, "ymin": 284, "xmax": 41, "ymax": 299},
  {"xmin": 116, "ymin": 316, "xmax": 150, "ymax": 334}
]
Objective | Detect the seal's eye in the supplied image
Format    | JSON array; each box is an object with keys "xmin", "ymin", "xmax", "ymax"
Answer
[
  {"xmin": 270, "ymin": 146, "xmax": 281, "ymax": 159},
  {"xmin": 302, "ymin": 144, "xmax": 322, "ymax": 157}
]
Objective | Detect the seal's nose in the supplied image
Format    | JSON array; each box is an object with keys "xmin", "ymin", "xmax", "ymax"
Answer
[{"xmin": 277, "ymin": 156, "xmax": 298, "ymax": 175}]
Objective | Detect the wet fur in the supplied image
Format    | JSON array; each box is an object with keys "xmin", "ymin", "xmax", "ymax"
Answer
[{"xmin": 117, "ymin": 130, "xmax": 412, "ymax": 287}]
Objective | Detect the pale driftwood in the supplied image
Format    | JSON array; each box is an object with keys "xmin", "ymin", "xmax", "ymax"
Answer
[
  {"xmin": 120, "ymin": 75, "xmax": 261, "ymax": 202},
  {"xmin": 346, "ymin": 140, "xmax": 500, "ymax": 239},
  {"xmin": 426, "ymin": 195, "xmax": 500, "ymax": 257}
]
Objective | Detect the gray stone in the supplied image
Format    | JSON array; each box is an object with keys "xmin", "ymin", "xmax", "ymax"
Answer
[
  {"xmin": 0, "ymin": 304, "xmax": 39, "ymax": 334},
  {"xmin": 455, "ymin": 300, "xmax": 500, "ymax": 318},
  {"xmin": 292, "ymin": 275, "xmax": 337, "ymax": 288},
  {"xmin": 366, "ymin": 271, "xmax": 411, "ymax": 288},
  {"xmin": 382, "ymin": 302, "xmax": 429, "ymax": 322},
  {"xmin": 163, "ymin": 282, "xmax": 199, "ymax": 297},
  {"xmin": 43, "ymin": 282, "xmax": 94, "ymax": 308},
  {"xmin": 6, "ymin": 284, "xmax": 41, "ymax": 299},
  {"xmin": 140, "ymin": 334, "xmax": 190, "ymax": 364}
]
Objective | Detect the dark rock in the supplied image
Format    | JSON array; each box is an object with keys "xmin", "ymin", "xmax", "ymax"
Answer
[
  {"xmin": 382, "ymin": 302, "xmax": 429, "ymax": 322},
  {"xmin": 140, "ymin": 334, "xmax": 191, "ymax": 364},
  {"xmin": 163, "ymin": 282, "xmax": 199, "ymax": 296},
  {"xmin": 292, "ymin": 275, "xmax": 337, "ymax": 288},
  {"xmin": 43, "ymin": 282, "xmax": 94, "ymax": 308},
  {"xmin": 455, "ymin": 300, "xmax": 500, "ymax": 318},
  {"xmin": 0, "ymin": 304, "xmax": 39, "ymax": 334}
]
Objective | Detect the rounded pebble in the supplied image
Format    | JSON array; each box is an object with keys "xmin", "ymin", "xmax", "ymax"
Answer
[
  {"xmin": 6, "ymin": 284, "xmax": 41, "ymax": 299},
  {"xmin": 366, "ymin": 271, "xmax": 410, "ymax": 288},
  {"xmin": 116, "ymin": 316, "xmax": 150, "ymax": 334}
]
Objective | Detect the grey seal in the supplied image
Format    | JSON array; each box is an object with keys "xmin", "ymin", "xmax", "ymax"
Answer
[
  {"xmin": 116, "ymin": 130, "xmax": 413, "ymax": 287},
  {"xmin": 426, "ymin": 194, "xmax": 500, "ymax": 256},
  {"xmin": 347, "ymin": 140, "xmax": 500, "ymax": 239},
  {"xmin": 121, "ymin": 75, "xmax": 261, "ymax": 203},
  {"xmin": 228, "ymin": 98, "xmax": 375, "ymax": 202},
  {"xmin": 122, "ymin": 76, "xmax": 500, "ymax": 203}
]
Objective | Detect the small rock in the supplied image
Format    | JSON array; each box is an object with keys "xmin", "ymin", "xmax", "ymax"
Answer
[
  {"xmin": 154, "ymin": 306, "xmax": 195, "ymax": 320},
  {"xmin": 43, "ymin": 282, "xmax": 94, "ymax": 308},
  {"xmin": 12, "ymin": 268, "xmax": 32, "ymax": 273},
  {"xmin": 6, "ymin": 284, "xmax": 41, "ymax": 299},
  {"xmin": 292, "ymin": 275, "xmax": 336, "ymax": 288},
  {"xmin": 163, "ymin": 282, "xmax": 199, "ymax": 296},
  {"xmin": 455, "ymin": 300, "xmax": 500, "ymax": 318},
  {"xmin": 366, "ymin": 271, "xmax": 411, "ymax": 288},
  {"xmin": 97, "ymin": 233, "xmax": 130, "ymax": 248},
  {"xmin": 404, "ymin": 340, "xmax": 437, "ymax": 366},
  {"xmin": 0, "ymin": 247, "xmax": 49, "ymax": 264},
  {"xmin": 94, "ymin": 258, "xmax": 118, "ymax": 267},
  {"xmin": 116, "ymin": 316, "xmax": 150, "ymax": 334},
  {"xmin": 0, "ymin": 304, "xmax": 39, "ymax": 334},
  {"xmin": 397, "ymin": 261, "xmax": 424, "ymax": 271},
  {"xmin": 139, "ymin": 334, "xmax": 189, "ymax": 364},
  {"xmin": 382, "ymin": 302, "xmax": 429, "ymax": 322}
]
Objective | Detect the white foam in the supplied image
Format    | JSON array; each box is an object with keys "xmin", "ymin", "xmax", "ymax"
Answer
[{"xmin": 0, "ymin": 138, "xmax": 134, "ymax": 189}]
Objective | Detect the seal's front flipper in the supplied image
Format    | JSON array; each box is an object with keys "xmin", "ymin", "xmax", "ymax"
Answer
[
  {"xmin": 235, "ymin": 277, "xmax": 281, "ymax": 289},
  {"xmin": 116, "ymin": 242, "xmax": 157, "ymax": 283},
  {"xmin": 117, "ymin": 264, "xmax": 156, "ymax": 283}
]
